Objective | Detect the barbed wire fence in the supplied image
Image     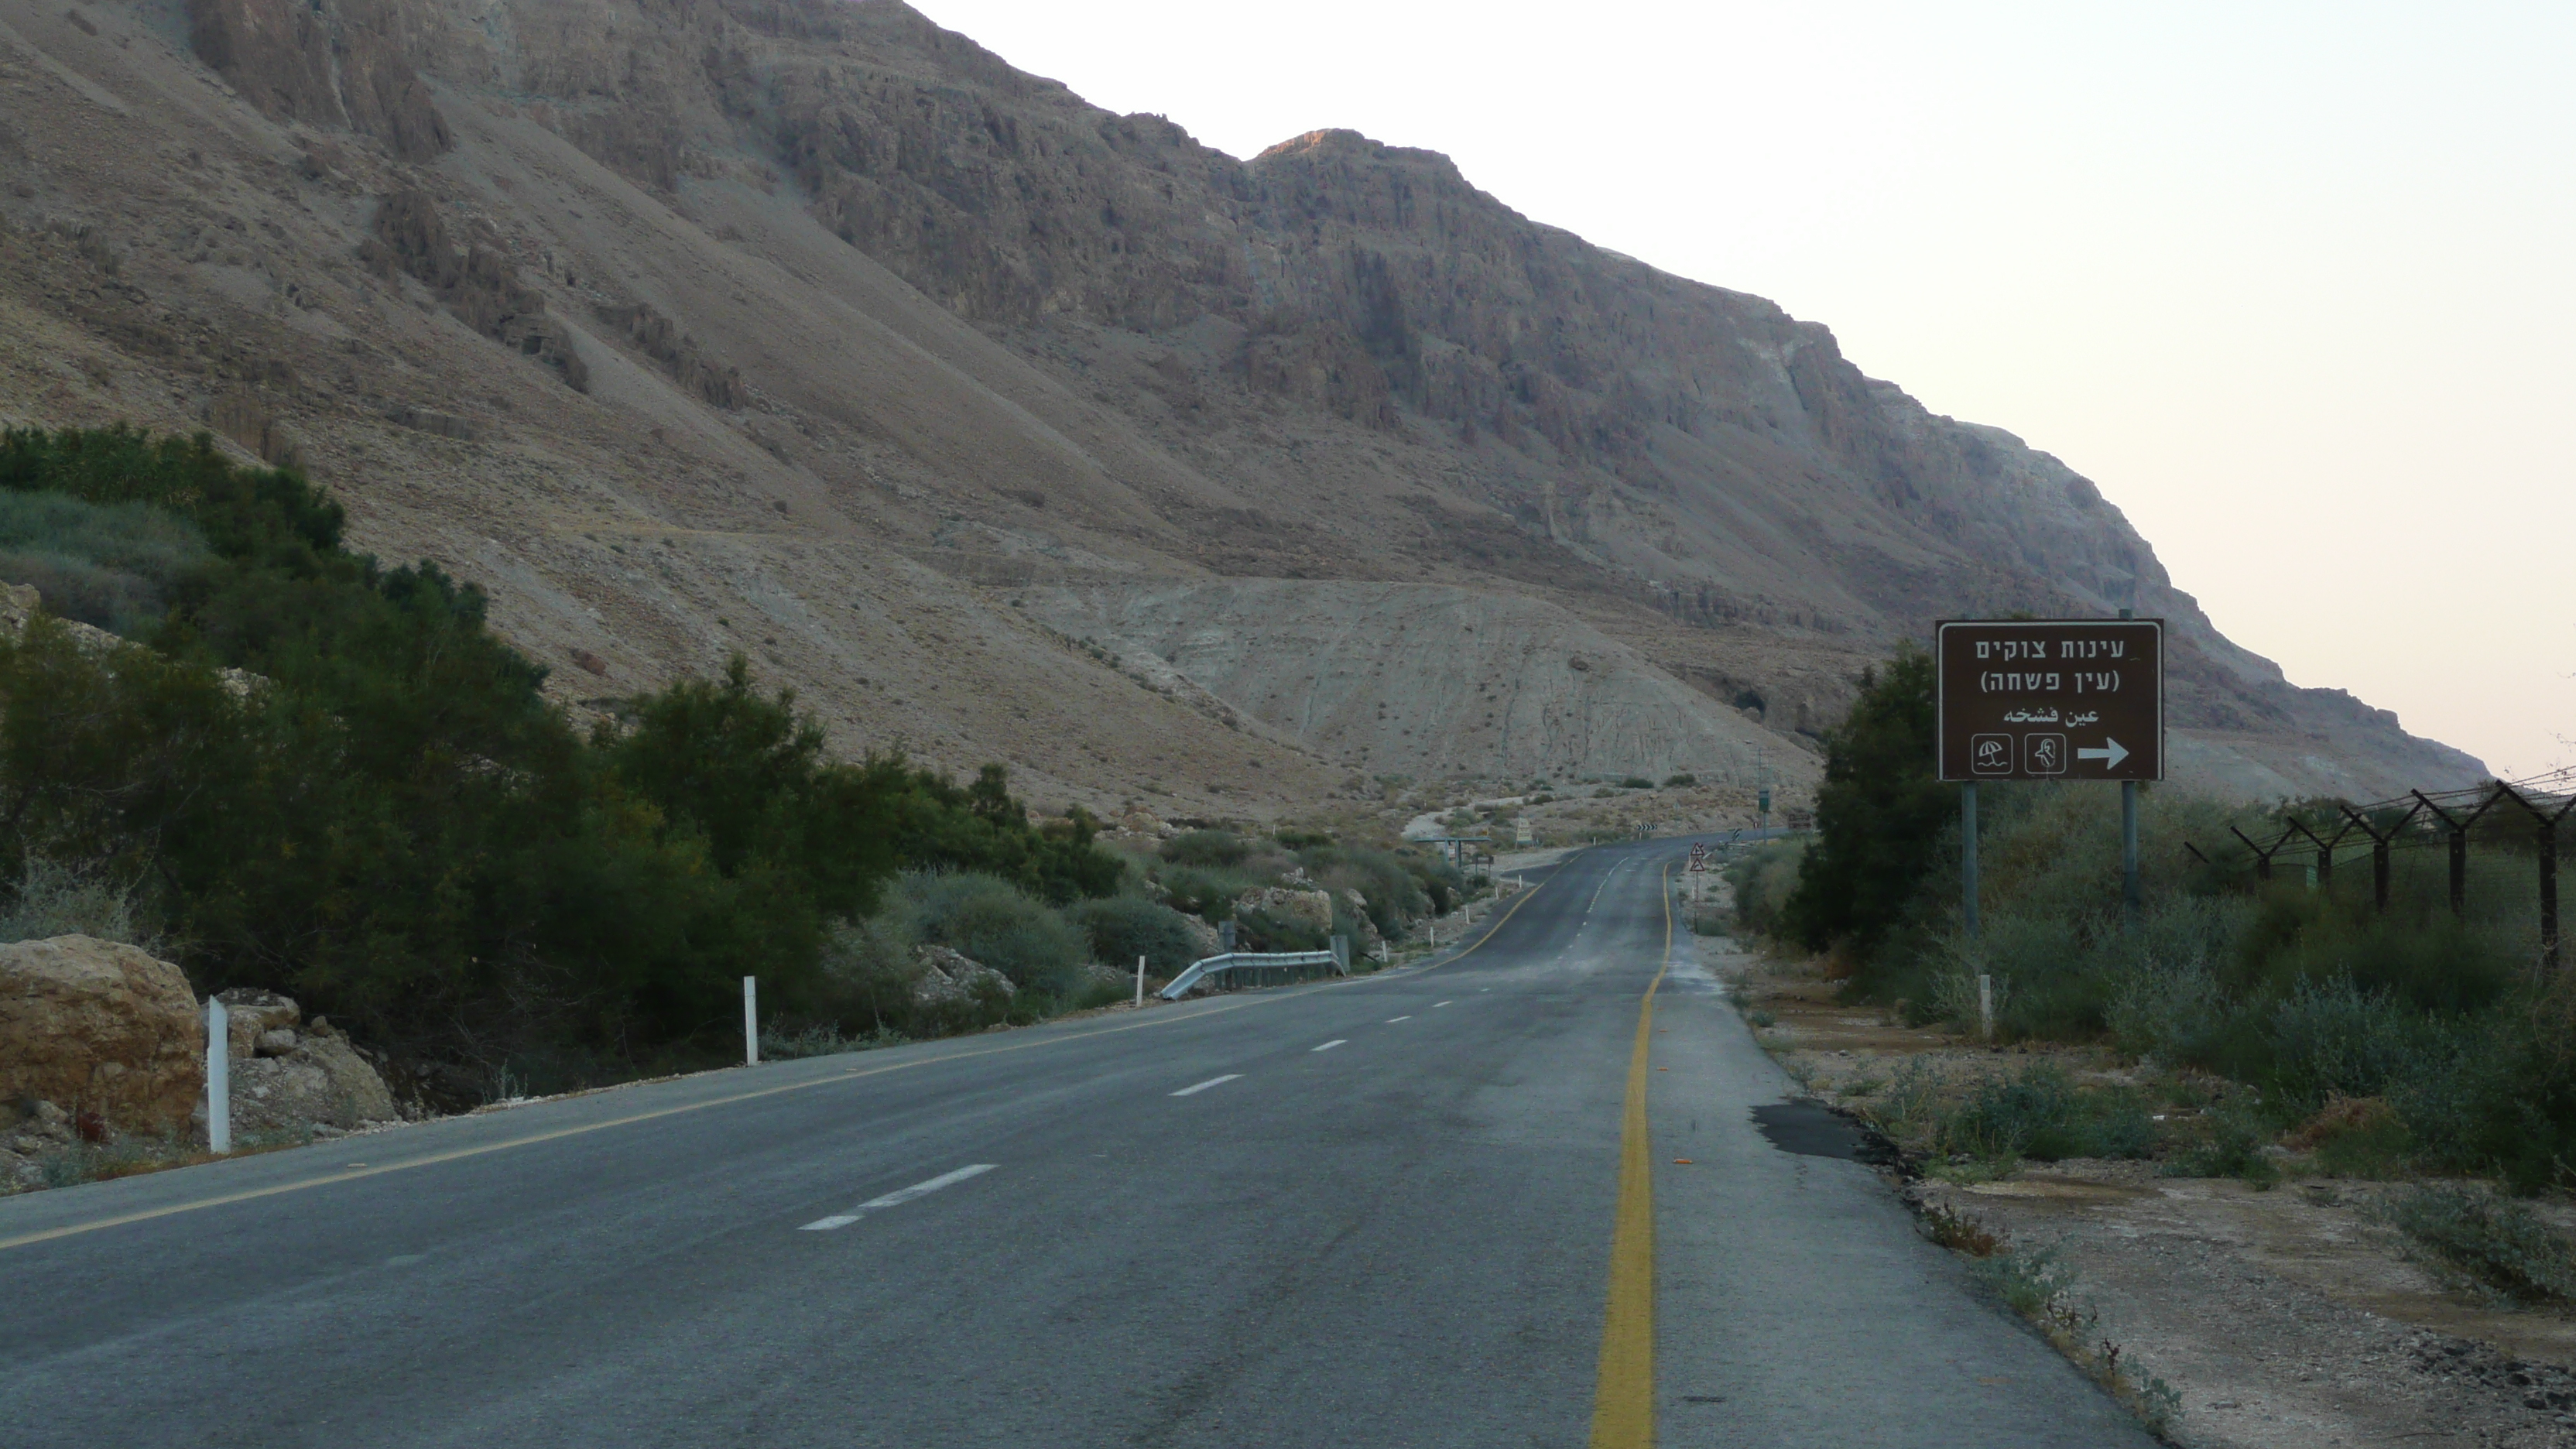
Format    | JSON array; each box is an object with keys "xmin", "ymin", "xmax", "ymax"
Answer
[{"xmin": 2189, "ymin": 765, "xmax": 2576, "ymax": 969}]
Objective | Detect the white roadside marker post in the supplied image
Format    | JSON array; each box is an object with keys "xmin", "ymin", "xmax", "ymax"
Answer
[
  {"xmin": 742, "ymin": 976, "xmax": 759, "ymax": 1065},
  {"xmin": 1134, "ymin": 954, "xmax": 1146, "ymax": 1008},
  {"xmin": 205, "ymin": 996, "xmax": 231, "ymax": 1155},
  {"xmin": 1978, "ymin": 974, "xmax": 1995, "ymax": 1043}
]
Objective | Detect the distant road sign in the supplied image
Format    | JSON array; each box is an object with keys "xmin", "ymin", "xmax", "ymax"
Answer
[{"xmin": 1937, "ymin": 618, "xmax": 2163, "ymax": 783}]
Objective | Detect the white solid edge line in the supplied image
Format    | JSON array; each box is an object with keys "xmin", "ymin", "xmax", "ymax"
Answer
[
  {"xmin": 1312, "ymin": 1040, "xmax": 1347, "ymax": 1052},
  {"xmin": 1170, "ymin": 1074, "xmax": 1243, "ymax": 1097},
  {"xmin": 800, "ymin": 1163, "xmax": 997, "ymax": 1231},
  {"xmin": 1386, "ymin": 1016, "xmax": 1412, "ymax": 1023}
]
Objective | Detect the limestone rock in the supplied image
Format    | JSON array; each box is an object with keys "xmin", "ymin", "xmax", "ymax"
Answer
[
  {"xmin": 911, "ymin": 945, "xmax": 1016, "ymax": 1007},
  {"xmin": 1338, "ymin": 889, "xmax": 1384, "ymax": 951},
  {"xmin": 228, "ymin": 1029, "xmax": 399, "ymax": 1132},
  {"xmin": 0, "ymin": 936, "xmax": 204, "ymax": 1137},
  {"xmin": 1232, "ymin": 886, "xmax": 1336, "ymax": 939},
  {"xmin": 1177, "ymin": 913, "xmax": 1223, "ymax": 961},
  {"xmin": 216, "ymin": 987, "xmax": 299, "ymax": 1060}
]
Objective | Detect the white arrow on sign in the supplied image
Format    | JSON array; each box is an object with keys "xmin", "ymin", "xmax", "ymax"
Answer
[{"xmin": 2077, "ymin": 738, "xmax": 2130, "ymax": 769}]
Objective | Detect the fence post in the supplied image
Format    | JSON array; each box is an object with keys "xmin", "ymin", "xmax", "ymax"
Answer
[
  {"xmin": 2413, "ymin": 790, "xmax": 2484, "ymax": 916},
  {"xmin": 2231, "ymin": 825, "xmax": 2277, "ymax": 882},
  {"xmin": 2120, "ymin": 779, "xmax": 2140, "ymax": 933},
  {"xmin": 2543, "ymin": 820, "xmax": 2560, "ymax": 975},
  {"xmin": 742, "ymin": 976, "xmax": 759, "ymax": 1066},
  {"xmin": 205, "ymin": 996, "xmax": 231, "ymax": 1156},
  {"xmin": 1961, "ymin": 782, "xmax": 1980, "ymax": 940}
]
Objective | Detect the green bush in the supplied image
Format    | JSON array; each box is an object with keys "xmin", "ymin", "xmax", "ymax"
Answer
[
  {"xmin": 1728, "ymin": 838, "xmax": 1806, "ymax": 937},
  {"xmin": 1938, "ymin": 1065, "xmax": 2156, "ymax": 1162},
  {"xmin": 1155, "ymin": 864, "xmax": 1266, "ymax": 921},
  {"xmin": 1781, "ymin": 646, "xmax": 1948, "ymax": 954},
  {"xmin": 1619, "ymin": 776, "xmax": 1654, "ymax": 790},
  {"xmin": 1295, "ymin": 842, "xmax": 1431, "ymax": 940},
  {"xmin": 1663, "ymin": 773, "xmax": 1696, "ymax": 787},
  {"xmin": 2378, "ymin": 1184, "xmax": 2576, "ymax": 1303},
  {"xmin": 898, "ymin": 871, "xmax": 1089, "ymax": 998},
  {"xmin": 0, "ymin": 488, "xmax": 208, "ymax": 635},
  {"xmin": 1235, "ymin": 905, "xmax": 1326, "ymax": 953},
  {"xmin": 1163, "ymin": 830, "xmax": 1249, "ymax": 868},
  {"xmin": 1067, "ymin": 895, "xmax": 1204, "ymax": 978},
  {"xmin": 0, "ymin": 856, "xmax": 158, "ymax": 951},
  {"xmin": 0, "ymin": 426, "xmax": 1125, "ymax": 1088}
]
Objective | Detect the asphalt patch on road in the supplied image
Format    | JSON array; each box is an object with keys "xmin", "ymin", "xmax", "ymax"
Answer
[{"xmin": 1752, "ymin": 1100, "xmax": 1902, "ymax": 1168}]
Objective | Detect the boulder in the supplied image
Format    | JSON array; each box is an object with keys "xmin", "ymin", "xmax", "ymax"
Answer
[
  {"xmin": 228, "ymin": 1029, "xmax": 399, "ymax": 1132},
  {"xmin": 1232, "ymin": 886, "xmax": 1336, "ymax": 938},
  {"xmin": 216, "ymin": 987, "xmax": 299, "ymax": 1059},
  {"xmin": 1338, "ymin": 889, "xmax": 1384, "ymax": 951},
  {"xmin": 2, "ymin": 1098, "xmax": 75, "ymax": 1156},
  {"xmin": 0, "ymin": 935, "xmax": 204, "ymax": 1136},
  {"xmin": 911, "ymin": 945, "xmax": 1016, "ymax": 1007},
  {"xmin": 1177, "ymin": 912, "xmax": 1224, "ymax": 960}
]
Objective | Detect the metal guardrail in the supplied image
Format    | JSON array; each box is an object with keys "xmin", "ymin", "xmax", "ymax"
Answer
[{"xmin": 1158, "ymin": 949, "xmax": 1341, "ymax": 1001}]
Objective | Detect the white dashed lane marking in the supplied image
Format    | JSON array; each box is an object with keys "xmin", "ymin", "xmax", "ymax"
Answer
[
  {"xmin": 1170, "ymin": 1074, "xmax": 1242, "ymax": 1098},
  {"xmin": 1434, "ymin": 1001, "xmax": 1452, "ymax": 1008},
  {"xmin": 801, "ymin": 1163, "xmax": 996, "ymax": 1231},
  {"xmin": 1312, "ymin": 1040, "xmax": 1346, "ymax": 1053},
  {"xmin": 1386, "ymin": 1016, "xmax": 1412, "ymax": 1023}
]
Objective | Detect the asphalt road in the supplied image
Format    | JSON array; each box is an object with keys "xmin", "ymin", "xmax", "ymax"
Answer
[{"xmin": 0, "ymin": 841, "xmax": 2155, "ymax": 1447}]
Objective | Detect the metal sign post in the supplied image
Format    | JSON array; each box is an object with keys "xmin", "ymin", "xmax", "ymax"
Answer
[{"xmin": 1937, "ymin": 616, "xmax": 2165, "ymax": 936}]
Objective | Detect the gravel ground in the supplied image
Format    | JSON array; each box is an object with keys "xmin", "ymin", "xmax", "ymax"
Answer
[{"xmin": 1725, "ymin": 940, "xmax": 2576, "ymax": 1448}]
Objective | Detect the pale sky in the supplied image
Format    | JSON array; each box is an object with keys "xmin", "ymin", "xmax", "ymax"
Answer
[{"xmin": 910, "ymin": 1, "xmax": 2575, "ymax": 779}]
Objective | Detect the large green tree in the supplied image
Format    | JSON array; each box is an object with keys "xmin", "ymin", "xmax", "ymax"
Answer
[{"xmin": 1781, "ymin": 644, "xmax": 1954, "ymax": 954}]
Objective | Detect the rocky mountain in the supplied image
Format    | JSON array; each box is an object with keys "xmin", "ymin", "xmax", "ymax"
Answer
[{"xmin": 0, "ymin": 0, "xmax": 2483, "ymax": 814}]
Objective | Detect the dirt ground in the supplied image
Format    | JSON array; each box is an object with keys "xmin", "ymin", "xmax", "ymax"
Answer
[{"xmin": 1721, "ymin": 936, "xmax": 2576, "ymax": 1448}]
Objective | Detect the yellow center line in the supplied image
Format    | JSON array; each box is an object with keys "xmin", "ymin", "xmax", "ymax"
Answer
[
  {"xmin": 1590, "ymin": 861, "xmax": 1672, "ymax": 1448},
  {"xmin": 2, "ymin": 866, "xmax": 1567, "ymax": 1256}
]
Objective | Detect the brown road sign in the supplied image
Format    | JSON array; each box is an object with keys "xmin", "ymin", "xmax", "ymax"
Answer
[{"xmin": 1936, "ymin": 618, "xmax": 2163, "ymax": 783}]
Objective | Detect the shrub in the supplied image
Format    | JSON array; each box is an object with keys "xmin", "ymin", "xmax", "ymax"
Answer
[
  {"xmin": 1939, "ymin": 1064, "xmax": 2156, "ymax": 1162},
  {"xmin": 1780, "ymin": 646, "xmax": 1947, "ymax": 953},
  {"xmin": 898, "ymin": 872, "xmax": 1088, "ymax": 998},
  {"xmin": 2160, "ymin": 1099, "xmax": 2281, "ymax": 1187},
  {"xmin": 0, "ymin": 856, "xmax": 158, "ymax": 951},
  {"xmin": 1662, "ymin": 773, "xmax": 1697, "ymax": 788},
  {"xmin": 1235, "ymin": 905, "xmax": 1325, "ymax": 952},
  {"xmin": 2378, "ymin": 1184, "xmax": 2576, "ymax": 1304},
  {"xmin": 1163, "ymin": 830, "xmax": 1249, "ymax": 868},
  {"xmin": 1619, "ymin": 776, "xmax": 1654, "ymax": 790},
  {"xmin": 0, "ymin": 426, "xmax": 1127, "ymax": 1084},
  {"xmin": 1067, "ymin": 895, "xmax": 1204, "ymax": 978},
  {"xmin": 1155, "ymin": 864, "xmax": 1267, "ymax": 921},
  {"xmin": 0, "ymin": 488, "xmax": 207, "ymax": 635},
  {"xmin": 814, "ymin": 913, "xmax": 927, "ymax": 1033},
  {"xmin": 2289, "ymin": 1097, "xmax": 2414, "ymax": 1177},
  {"xmin": 1400, "ymin": 851, "xmax": 1470, "ymax": 916},
  {"xmin": 1728, "ymin": 838, "xmax": 1805, "ymax": 937},
  {"xmin": 1297, "ymin": 842, "xmax": 1431, "ymax": 940}
]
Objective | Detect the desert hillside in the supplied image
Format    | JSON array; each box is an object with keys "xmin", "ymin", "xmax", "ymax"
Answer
[{"xmin": 0, "ymin": 0, "xmax": 2484, "ymax": 814}]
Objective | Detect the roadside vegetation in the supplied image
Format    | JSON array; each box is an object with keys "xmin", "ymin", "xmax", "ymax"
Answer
[
  {"xmin": 0, "ymin": 427, "xmax": 1484, "ymax": 1105},
  {"xmin": 1732, "ymin": 640, "xmax": 2576, "ymax": 1199}
]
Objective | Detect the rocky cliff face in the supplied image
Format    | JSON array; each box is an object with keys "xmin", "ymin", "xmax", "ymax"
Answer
[{"xmin": 0, "ymin": 0, "xmax": 2482, "ymax": 810}]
